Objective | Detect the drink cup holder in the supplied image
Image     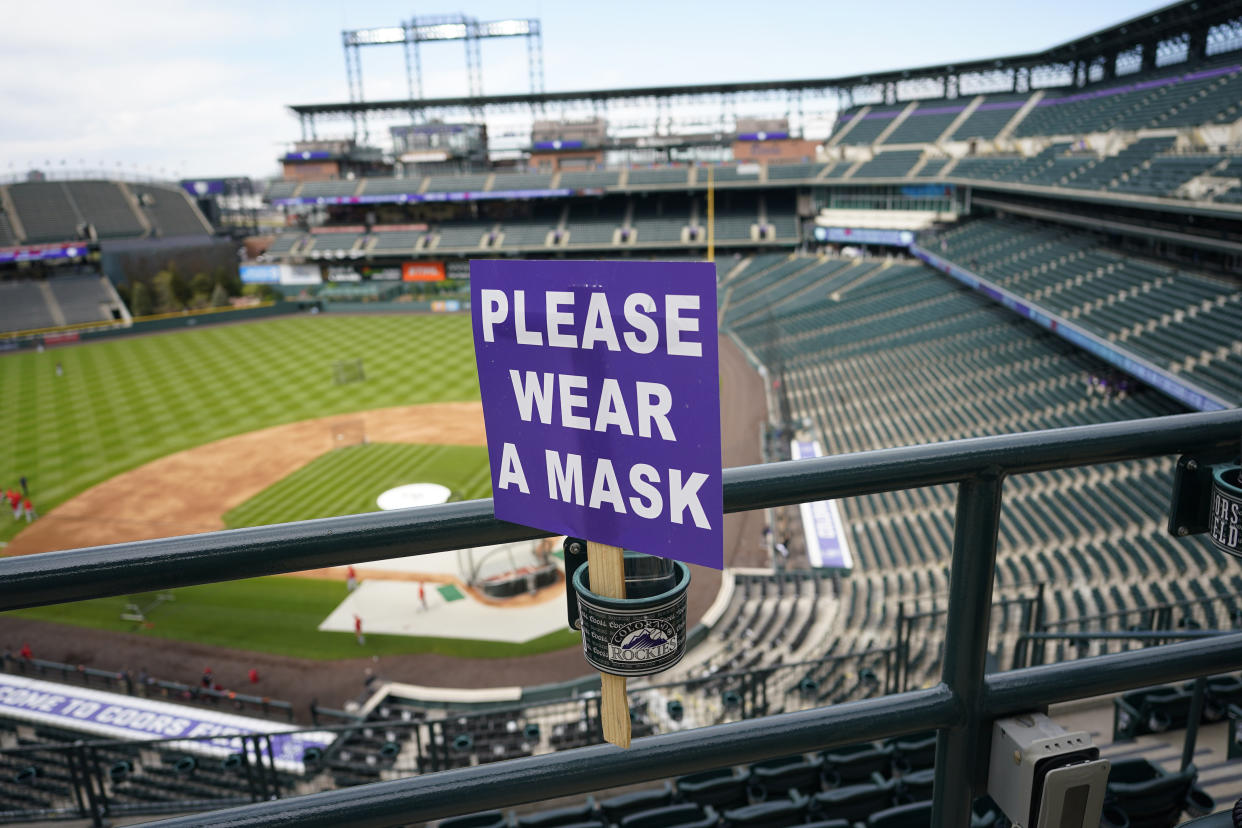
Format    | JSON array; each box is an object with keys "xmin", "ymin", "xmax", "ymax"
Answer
[
  {"xmin": 1168, "ymin": 446, "xmax": 1242, "ymax": 558},
  {"xmin": 1208, "ymin": 465, "xmax": 1242, "ymax": 558},
  {"xmin": 563, "ymin": 537, "xmax": 690, "ymax": 677}
]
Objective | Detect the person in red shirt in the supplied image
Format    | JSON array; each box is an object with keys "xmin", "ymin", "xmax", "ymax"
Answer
[
  {"xmin": 418, "ymin": 581, "xmax": 427, "ymax": 611},
  {"xmin": 346, "ymin": 566, "xmax": 358, "ymax": 592},
  {"xmin": 6, "ymin": 490, "xmax": 21, "ymax": 520},
  {"xmin": 22, "ymin": 498, "xmax": 36, "ymax": 523},
  {"xmin": 18, "ymin": 643, "xmax": 32, "ymax": 660},
  {"xmin": 248, "ymin": 668, "xmax": 259, "ymax": 684},
  {"xmin": 353, "ymin": 614, "xmax": 365, "ymax": 646}
]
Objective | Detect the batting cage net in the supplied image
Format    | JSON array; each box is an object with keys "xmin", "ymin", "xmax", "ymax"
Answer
[{"xmin": 332, "ymin": 358, "xmax": 366, "ymax": 385}]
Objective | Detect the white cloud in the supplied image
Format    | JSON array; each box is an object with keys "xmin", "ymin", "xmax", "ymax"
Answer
[{"xmin": 0, "ymin": 1, "xmax": 325, "ymax": 178}]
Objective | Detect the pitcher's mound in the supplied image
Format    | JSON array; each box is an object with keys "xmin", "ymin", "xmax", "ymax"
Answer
[{"xmin": 376, "ymin": 483, "xmax": 453, "ymax": 510}]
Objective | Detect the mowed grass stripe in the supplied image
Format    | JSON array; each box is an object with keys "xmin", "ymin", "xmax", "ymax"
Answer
[
  {"xmin": 0, "ymin": 315, "xmax": 479, "ymax": 544},
  {"xmin": 223, "ymin": 443, "xmax": 491, "ymax": 529}
]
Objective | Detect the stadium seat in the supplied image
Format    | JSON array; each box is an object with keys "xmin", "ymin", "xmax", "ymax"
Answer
[
  {"xmin": 619, "ymin": 803, "xmax": 717, "ymax": 828},
  {"xmin": 721, "ymin": 794, "xmax": 807, "ymax": 828},
  {"xmin": 440, "ymin": 811, "xmax": 508, "ymax": 828},
  {"xmin": 599, "ymin": 783, "xmax": 674, "ymax": 824},
  {"xmin": 820, "ymin": 743, "xmax": 893, "ymax": 786},
  {"xmin": 887, "ymin": 733, "xmax": 937, "ymax": 774},
  {"xmin": 1105, "ymin": 758, "xmax": 1213, "ymax": 828},
  {"xmin": 866, "ymin": 801, "xmax": 932, "ymax": 828},
  {"xmin": 747, "ymin": 754, "xmax": 823, "ymax": 798},
  {"xmin": 1114, "ymin": 685, "xmax": 1192, "ymax": 738},
  {"xmin": 895, "ymin": 769, "xmax": 934, "ymax": 803},
  {"xmin": 675, "ymin": 767, "xmax": 752, "ymax": 810},
  {"xmin": 1203, "ymin": 674, "xmax": 1242, "ymax": 720},
  {"xmin": 808, "ymin": 780, "xmax": 897, "ymax": 822},
  {"xmin": 516, "ymin": 799, "xmax": 597, "ymax": 828}
]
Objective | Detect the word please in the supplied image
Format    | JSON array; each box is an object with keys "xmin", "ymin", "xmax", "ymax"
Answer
[{"xmin": 479, "ymin": 289, "xmax": 703, "ymax": 356}]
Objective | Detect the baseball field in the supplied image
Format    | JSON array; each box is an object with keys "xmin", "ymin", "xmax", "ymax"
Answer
[{"xmin": 0, "ymin": 313, "xmax": 587, "ymax": 659}]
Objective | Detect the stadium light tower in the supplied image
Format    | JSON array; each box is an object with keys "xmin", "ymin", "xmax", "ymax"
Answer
[{"xmin": 341, "ymin": 13, "xmax": 545, "ymax": 140}]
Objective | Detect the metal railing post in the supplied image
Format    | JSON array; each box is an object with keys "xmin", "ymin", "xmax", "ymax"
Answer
[
  {"xmin": 85, "ymin": 744, "xmax": 108, "ymax": 824},
  {"xmin": 1182, "ymin": 676, "xmax": 1207, "ymax": 771},
  {"xmin": 931, "ymin": 471, "xmax": 1003, "ymax": 828},
  {"xmin": 893, "ymin": 603, "xmax": 905, "ymax": 695},
  {"xmin": 263, "ymin": 734, "xmax": 283, "ymax": 800}
]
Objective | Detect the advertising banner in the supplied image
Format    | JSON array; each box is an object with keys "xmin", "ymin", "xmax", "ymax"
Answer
[
  {"xmin": 270, "ymin": 189, "xmax": 573, "ymax": 207},
  {"xmin": 472, "ymin": 260, "xmax": 722, "ymax": 568},
  {"xmin": 789, "ymin": 440, "xmax": 854, "ymax": 570},
  {"xmin": 403, "ymin": 261, "xmax": 446, "ymax": 282},
  {"xmin": 327, "ymin": 267, "xmax": 362, "ymax": 282},
  {"xmin": 814, "ymin": 227, "xmax": 915, "ymax": 246},
  {"xmin": 240, "ymin": 264, "xmax": 282, "ymax": 284},
  {"xmin": 0, "ymin": 674, "xmax": 333, "ymax": 773},
  {"xmin": 280, "ymin": 265, "xmax": 322, "ymax": 286},
  {"xmin": 0, "ymin": 243, "xmax": 90, "ymax": 264}
]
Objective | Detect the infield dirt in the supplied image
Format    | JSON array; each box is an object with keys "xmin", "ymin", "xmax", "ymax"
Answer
[{"xmin": 3, "ymin": 401, "xmax": 487, "ymax": 557}]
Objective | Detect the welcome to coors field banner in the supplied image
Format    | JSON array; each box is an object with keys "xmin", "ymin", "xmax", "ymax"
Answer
[
  {"xmin": 0, "ymin": 674, "xmax": 334, "ymax": 773},
  {"xmin": 471, "ymin": 260, "xmax": 723, "ymax": 569}
]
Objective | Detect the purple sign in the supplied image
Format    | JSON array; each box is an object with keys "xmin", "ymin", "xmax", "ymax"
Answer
[
  {"xmin": 789, "ymin": 440, "xmax": 853, "ymax": 570},
  {"xmin": 472, "ymin": 260, "xmax": 723, "ymax": 569},
  {"xmin": 0, "ymin": 674, "xmax": 334, "ymax": 771}
]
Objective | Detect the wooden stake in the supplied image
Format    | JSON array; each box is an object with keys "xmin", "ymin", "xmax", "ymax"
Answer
[{"xmin": 588, "ymin": 541, "xmax": 631, "ymax": 748}]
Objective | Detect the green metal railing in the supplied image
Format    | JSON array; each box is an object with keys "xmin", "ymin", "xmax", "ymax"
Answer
[{"xmin": 2, "ymin": 409, "xmax": 1240, "ymax": 828}]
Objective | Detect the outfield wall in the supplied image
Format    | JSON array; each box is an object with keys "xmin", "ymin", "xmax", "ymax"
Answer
[
  {"xmin": 0, "ymin": 302, "xmax": 303, "ymax": 351},
  {"xmin": 320, "ymin": 300, "xmax": 469, "ymax": 313}
]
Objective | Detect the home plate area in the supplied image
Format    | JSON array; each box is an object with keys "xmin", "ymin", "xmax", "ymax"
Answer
[{"xmin": 317, "ymin": 541, "xmax": 568, "ymax": 644}]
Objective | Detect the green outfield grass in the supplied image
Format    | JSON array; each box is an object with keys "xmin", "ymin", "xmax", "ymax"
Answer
[
  {"xmin": 0, "ymin": 314, "xmax": 478, "ymax": 545},
  {"xmin": 224, "ymin": 442, "xmax": 492, "ymax": 528},
  {"xmin": 9, "ymin": 577, "xmax": 580, "ymax": 660}
]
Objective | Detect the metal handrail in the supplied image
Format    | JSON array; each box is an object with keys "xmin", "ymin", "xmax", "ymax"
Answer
[
  {"xmin": 2, "ymin": 408, "xmax": 1239, "ymax": 828},
  {"xmin": 1, "ymin": 409, "xmax": 1236, "ymax": 610}
]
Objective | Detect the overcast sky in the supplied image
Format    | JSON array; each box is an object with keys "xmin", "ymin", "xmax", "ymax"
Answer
[{"xmin": 1, "ymin": 0, "xmax": 1167, "ymax": 180}]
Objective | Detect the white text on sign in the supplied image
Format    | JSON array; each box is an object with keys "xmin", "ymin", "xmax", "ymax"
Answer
[{"xmin": 479, "ymin": 289, "xmax": 703, "ymax": 357}]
